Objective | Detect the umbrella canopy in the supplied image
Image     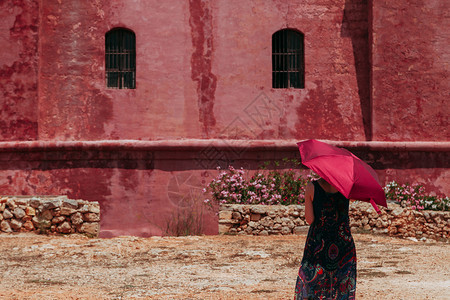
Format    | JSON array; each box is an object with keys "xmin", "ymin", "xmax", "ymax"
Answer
[{"xmin": 297, "ymin": 139, "xmax": 387, "ymax": 213}]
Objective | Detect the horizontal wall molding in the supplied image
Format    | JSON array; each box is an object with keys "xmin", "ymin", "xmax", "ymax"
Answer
[{"xmin": 0, "ymin": 139, "xmax": 449, "ymax": 152}]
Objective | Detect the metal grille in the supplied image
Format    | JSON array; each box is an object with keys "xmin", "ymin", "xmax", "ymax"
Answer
[
  {"xmin": 105, "ymin": 28, "xmax": 136, "ymax": 89},
  {"xmin": 272, "ymin": 29, "xmax": 304, "ymax": 89}
]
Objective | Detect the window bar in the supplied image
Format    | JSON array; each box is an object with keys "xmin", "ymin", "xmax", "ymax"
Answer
[
  {"xmin": 285, "ymin": 30, "xmax": 288, "ymax": 88},
  {"xmin": 275, "ymin": 33, "xmax": 278, "ymax": 89},
  {"xmin": 274, "ymin": 35, "xmax": 277, "ymax": 88}
]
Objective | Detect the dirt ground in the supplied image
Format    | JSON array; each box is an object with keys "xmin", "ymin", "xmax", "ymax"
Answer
[{"xmin": 0, "ymin": 232, "xmax": 449, "ymax": 300}]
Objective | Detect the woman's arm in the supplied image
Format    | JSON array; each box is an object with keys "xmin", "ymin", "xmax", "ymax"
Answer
[{"xmin": 304, "ymin": 181, "xmax": 315, "ymax": 225}]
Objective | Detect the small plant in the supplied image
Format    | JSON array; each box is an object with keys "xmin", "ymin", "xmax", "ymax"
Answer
[
  {"xmin": 384, "ymin": 181, "xmax": 449, "ymax": 211},
  {"xmin": 163, "ymin": 202, "xmax": 205, "ymax": 236},
  {"xmin": 204, "ymin": 161, "xmax": 448, "ymax": 212},
  {"xmin": 203, "ymin": 159, "xmax": 318, "ymax": 206}
]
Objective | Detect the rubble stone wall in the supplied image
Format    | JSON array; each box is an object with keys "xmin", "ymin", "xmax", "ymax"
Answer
[
  {"xmin": 219, "ymin": 203, "xmax": 450, "ymax": 242},
  {"xmin": 0, "ymin": 196, "xmax": 100, "ymax": 237}
]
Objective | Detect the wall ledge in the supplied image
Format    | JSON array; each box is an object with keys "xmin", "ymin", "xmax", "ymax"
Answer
[{"xmin": 0, "ymin": 139, "xmax": 448, "ymax": 152}]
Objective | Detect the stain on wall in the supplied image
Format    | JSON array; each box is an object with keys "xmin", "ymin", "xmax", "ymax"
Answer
[
  {"xmin": 0, "ymin": 0, "xmax": 39, "ymax": 141},
  {"xmin": 189, "ymin": 0, "xmax": 217, "ymax": 138}
]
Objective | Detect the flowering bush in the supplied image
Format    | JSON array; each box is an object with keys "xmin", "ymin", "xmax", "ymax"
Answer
[
  {"xmin": 204, "ymin": 164, "xmax": 449, "ymax": 212},
  {"xmin": 384, "ymin": 181, "xmax": 449, "ymax": 211},
  {"xmin": 203, "ymin": 160, "xmax": 318, "ymax": 206}
]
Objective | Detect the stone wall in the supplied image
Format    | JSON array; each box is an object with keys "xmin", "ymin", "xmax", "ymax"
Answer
[
  {"xmin": 219, "ymin": 203, "xmax": 449, "ymax": 242},
  {"xmin": 0, "ymin": 196, "xmax": 100, "ymax": 237}
]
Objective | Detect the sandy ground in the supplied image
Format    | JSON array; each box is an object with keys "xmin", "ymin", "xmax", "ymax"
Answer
[{"xmin": 0, "ymin": 232, "xmax": 449, "ymax": 300}]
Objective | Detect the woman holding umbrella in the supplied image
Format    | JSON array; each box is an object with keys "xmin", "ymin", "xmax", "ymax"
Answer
[
  {"xmin": 294, "ymin": 140, "xmax": 387, "ymax": 299},
  {"xmin": 294, "ymin": 177, "xmax": 357, "ymax": 299}
]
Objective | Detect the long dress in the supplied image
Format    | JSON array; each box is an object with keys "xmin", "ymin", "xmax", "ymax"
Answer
[{"xmin": 294, "ymin": 180, "xmax": 357, "ymax": 299}]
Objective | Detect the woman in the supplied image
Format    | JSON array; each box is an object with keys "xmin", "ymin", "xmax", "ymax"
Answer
[{"xmin": 294, "ymin": 178, "xmax": 357, "ymax": 299}]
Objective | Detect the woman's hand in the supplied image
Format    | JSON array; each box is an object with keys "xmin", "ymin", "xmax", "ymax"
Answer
[{"xmin": 304, "ymin": 181, "xmax": 314, "ymax": 225}]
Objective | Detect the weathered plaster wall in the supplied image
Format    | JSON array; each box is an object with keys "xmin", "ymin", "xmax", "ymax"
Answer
[
  {"xmin": 372, "ymin": 1, "xmax": 450, "ymax": 141},
  {"xmin": 208, "ymin": 0, "xmax": 368, "ymax": 140},
  {"xmin": 0, "ymin": 145, "xmax": 217, "ymax": 237},
  {"xmin": 38, "ymin": 0, "xmax": 199, "ymax": 140},
  {"xmin": 37, "ymin": 0, "xmax": 369, "ymax": 141},
  {"xmin": 0, "ymin": 0, "xmax": 39, "ymax": 141}
]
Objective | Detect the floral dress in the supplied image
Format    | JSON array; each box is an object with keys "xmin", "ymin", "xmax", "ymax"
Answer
[{"xmin": 294, "ymin": 181, "xmax": 357, "ymax": 299}]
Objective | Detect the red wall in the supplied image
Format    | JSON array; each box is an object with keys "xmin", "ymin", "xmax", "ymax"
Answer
[
  {"xmin": 0, "ymin": 1, "xmax": 448, "ymax": 237},
  {"xmin": 39, "ymin": 0, "xmax": 200, "ymax": 140},
  {"xmin": 0, "ymin": 0, "xmax": 39, "ymax": 141},
  {"xmin": 37, "ymin": 0, "xmax": 370, "ymax": 141},
  {"xmin": 372, "ymin": 1, "xmax": 449, "ymax": 141}
]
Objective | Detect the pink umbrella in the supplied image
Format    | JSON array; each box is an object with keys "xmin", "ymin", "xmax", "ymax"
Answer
[{"xmin": 297, "ymin": 139, "xmax": 387, "ymax": 213}]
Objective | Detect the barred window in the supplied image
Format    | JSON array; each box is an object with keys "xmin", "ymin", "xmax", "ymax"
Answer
[
  {"xmin": 105, "ymin": 28, "xmax": 136, "ymax": 89},
  {"xmin": 272, "ymin": 29, "xmax": 304, "ymax": 89}
]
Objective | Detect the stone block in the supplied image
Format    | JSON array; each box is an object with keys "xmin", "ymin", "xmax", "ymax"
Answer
[
  {"xmin": 1, "ymin": 220, "xmax": 12, "ymax": 232},
  {"xmin": 58, "ymin": 221, "xmax": 72, "ymax": 233},
  {"xmin": 287, "ymin": 221, "xmax": 295, "ymax": 229},
  {"xmin": 231, "ymin": 211, "xmax": 241, "ymax": 219},
  {"xmin": 21, "ymin": 215, "xmax": 32, "ymax": 222},
  {"xmin": 281, "ymin": 226, "xmax": 291, "ymax": 235},
  {"xmin": 251, "ymin": 206, "xmax": 266, "ymax": 214},
  {"xmin": 219, "ymin": 223, "xmax": 232, "ymax": 234},
  {"xmin": 10, "ymin": 219, "xmax": 23, "ymax": 231},
  {"xmin": 71, "ymin": 212, "xmax": 84, "ymax": 225},
  {"xmin": 391, "ymin": 207, "xmax": 404, "ymax": 217},
  {"xmin": 281, "ymin": 217, "xmax": 291, "ymax": 223},
  {"xmin": 250, "ymin": 213, "xmax": 261, "ymax": 221},
  {"xmin": 60, "ymin": 207, "xmax": 77, "ymax": 216},
  {"xmin": 219, "ymin": 211, "xmax": 232, "ymax": 220},
  {"xmin": 6, "ymin": 199, "xmax": 16, "ymax": 209},
  {"xmin": 83, "ymin": 213, "xmax": 100, "ymax": 222},
  {"xmin": 15, "ymin": 198, "xmax": 28, "ymax": 206},
  {"xmin": 3, "ymin": 209, "xmax": 13, "ymax": 219},
  {"xmin": 293, "ymin": 226, "xmax": 308, "ymax": 235},
  {"xmin": 79, "ymin": 222, "xmax": 99, "ymax": 236},
  {"xmin": 51, "ymin": 216, "xmax": 66, "ymax": 224},
  {"xmin": 25, "ymin": 207, "xmax": 36, "ymax": 216},
  {"xmin": 29, "ymin": 198, "xmax": 42, "ymax": 208},
  {"xmin": 32, "ymin": 216, "xmax": 51, "ymax": 229},
  {"xmin": 51, "ymin": 208, "xmax": 61, "ymax": 217},
  {"xmin": 41, "ymin": 210, "xmax": 53, "ymax": 220},
  {"xmin": 260, "ymin": 216, "xmax": 274, "ymax": 228},
  {"xmin": 244, "ymin": 227, "xmax": 253, "ymax": 234},
  {"xmin": 248, "ymin": 221, "xmax": 257, "ymax": 228},
  {"xmin": 43, "ymin": 199, "xmax": 62, "ymax": 210},
  {"xmin": 219, "ymin": 204, "xmax": 234, "ymax": 211},
  {"xmin": 12, "ymin": 207, "xmax": 26, "ymax": 219},
  {"xmin": 62, "ymin": 199, "xmax": 79, "ymax": 209},
  {"xmin": 22, "ymin": 220, "xmax": 34, "ymax": 231},
  {"xmin": 290, "ymin": 210, "xmax": 300, "ymax": 217},
  {"xmin": 88, "ymin": 204, "xmax": 100, "ymax": 214}
]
